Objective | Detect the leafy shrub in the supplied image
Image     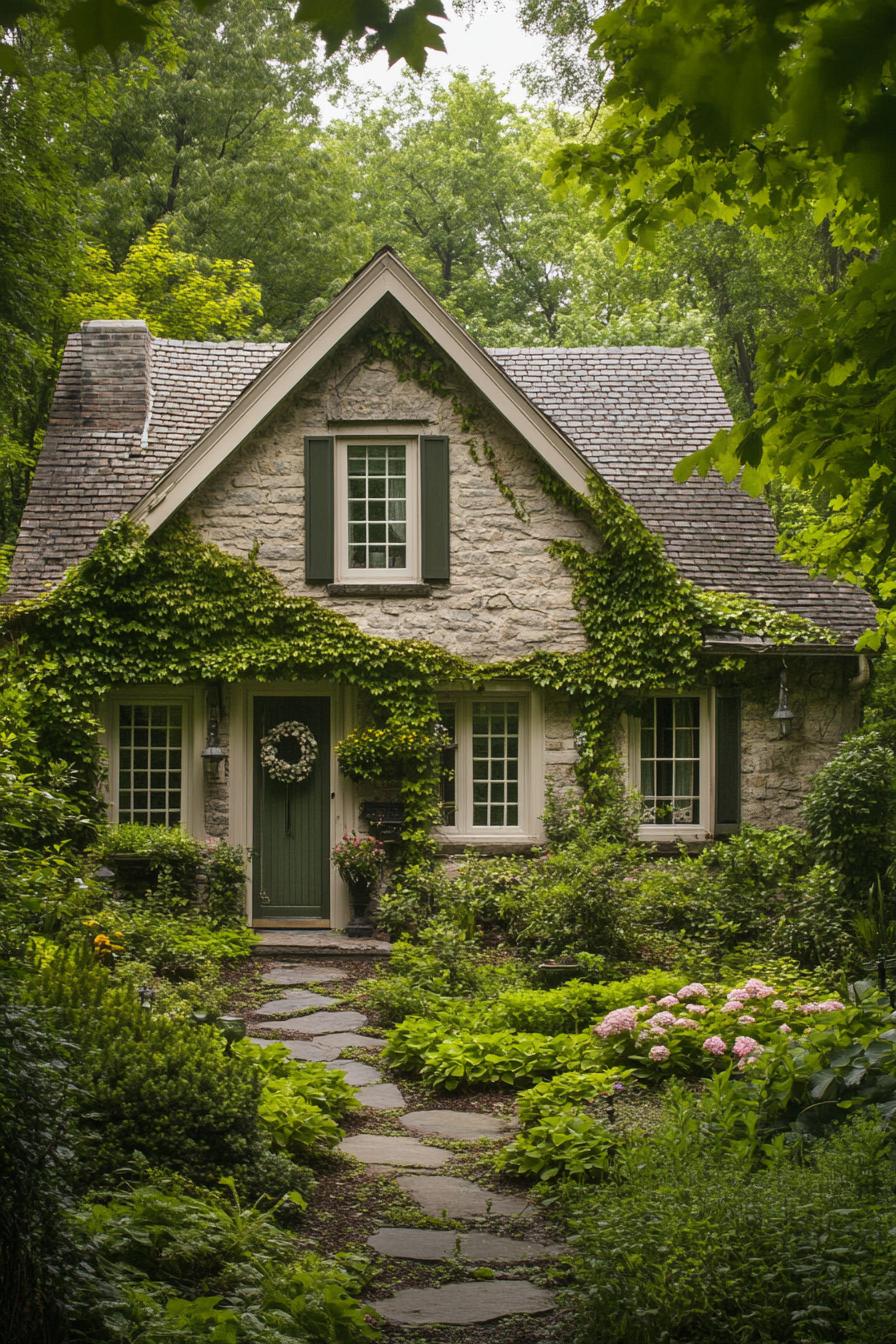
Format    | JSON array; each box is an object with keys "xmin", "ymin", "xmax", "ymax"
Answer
[
  {"xmin": 69, "ymin": 1178, "xmax": 377, "ymax": 1343},
  {"xmin": 95, "ymin": 825, "xmax": 247, "ymax": 926},
  {"xmin": 515, "ymin": 1069, "xmax": 632, "ymax": 1125},
  {"xmin": 386, "ymin": 1022, "xmax": 602, "ymax": 1091},
  {"xmin": 767, "ymin": 862, "xmax": 856, "ymax": 969},
  {"xmin": 567, "ymin": 1111, "xmax": 896, "ymax": 1343},
  {"xmin": 32, "ymin": 951, "xmax": 262, "ymax": 1187},
  {"xmin": 498, "ymin": 1109, "xmax": 617, "ymax": 1183},
  {"xmin": 80, "ymin": 903, "xmax": 256, "ymax": 977},
  {"xmin": 804, "ymin": 724, "xmax": 896, "ymax": 899},
  {"xmin": 233, "ymin": 1041, "xmax": 358, "ymax": 1159}
]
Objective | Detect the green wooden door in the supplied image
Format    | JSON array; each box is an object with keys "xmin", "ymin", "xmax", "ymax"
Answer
[{"xmin": 252, "ymin": 696, "xmax": 330, "ymax": 921}]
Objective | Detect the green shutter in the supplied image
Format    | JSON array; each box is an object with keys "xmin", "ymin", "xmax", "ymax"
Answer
[
  {"xmin": 304, "ymin": 436, "xmax": 334, "ymax": 584},
  {"xmin": 714, "ymin": 688, "xmax": 741, "ymax": 834},
  {"xmin": 420, "ymin": 435, "xmax": 450, "ymax": 583}
]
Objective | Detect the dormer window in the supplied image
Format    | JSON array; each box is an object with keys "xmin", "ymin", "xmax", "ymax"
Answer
[{"xmin": 335, "ymin": 438, "xmax": 420, "ymax": 582}]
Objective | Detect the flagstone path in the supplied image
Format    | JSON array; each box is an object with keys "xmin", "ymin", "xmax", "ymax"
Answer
[{"xmin": 249, "ymin": 959, "xmax": 564, "ymax": 1335}]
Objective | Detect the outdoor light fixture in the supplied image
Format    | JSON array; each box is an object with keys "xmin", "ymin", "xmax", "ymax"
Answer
[
  {"xmin": 218, "ymin": 1014, "xmax": 247, "ymax": 1052},
  {"xmin": 201, "ymin": 683, "xmax": 228, "ymax": 773},
  {"xmin": 138, "ymin": 985, "xmax": 155, "ymax": 1011},
  {"xmin": 772, "ymin": 664, "xmax": 794, "ymax": 737},
  {"xmin": 95, "ymin": 864, "xmax": 115, "ymax": 884}
]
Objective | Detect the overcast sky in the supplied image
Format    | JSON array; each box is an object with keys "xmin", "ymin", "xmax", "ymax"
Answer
[{"xmin": 325, "ymin": 1, "xmax": 547, "ymax": 117}]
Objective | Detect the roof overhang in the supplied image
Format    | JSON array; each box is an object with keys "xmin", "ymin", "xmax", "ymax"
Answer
[{"xmin": 130, "ymin": 249, "xmax": 594, "ymax": 531}]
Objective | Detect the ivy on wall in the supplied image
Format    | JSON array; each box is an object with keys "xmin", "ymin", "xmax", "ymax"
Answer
[{"xmin": 2, "ymin": 322, "xmax": 835, "ymax": 853}]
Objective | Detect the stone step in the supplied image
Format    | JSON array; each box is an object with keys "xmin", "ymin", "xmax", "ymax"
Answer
[
  {"xmin": 262, "ymin": 963, "xmax": 348, "ymax": 986},
  {"xmin": 248, "ymin": 1035, "xmax": 341, "ymax": 1062},
  {"xmin": 326, "ymin": 1059, "xmax": 382, "ymax": 1087},
  {"xmin": 270, "ymin": 1010, "xmax": 368, "ymax": 1035},
  {"xmin": 254, "ymin": 990, "xmax": 338, "ymax": 1017},
  {"xmin": 355, "ymin": 1082, "xmax": 406, "ymax": 1110},
  {"xmin": 317, "ymin": 1031, "xmax": 387, "ymax": 1052},
  {"xmin": 368, "ymin": 1281, "xmax": 556, "ymax": 1326},
  {"xmin": 338, "ymin": 1133, "xmax": 451, "ymax": 1168},
  {"xmin": 368, "ymin": 1227, "xmax": 565, "ymax": 1263},
  {"xmin": 252, "ymin": 931, "xmax": 391, "ymax": 958},
  {"xmin": 400, "ymin": 1109, "xmax": 518, "ymax": 1141},
  {"xmin": 395, "ymin": 1174, "xmax": 533, "ymax": 1221}
]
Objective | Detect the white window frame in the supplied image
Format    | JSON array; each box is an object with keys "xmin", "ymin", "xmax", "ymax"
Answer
[
  {"xmin": 334, "ymin": 435, "xmax": 420, "ymax": 584},
  {"xmin": 435, "ymin": 690, "xmax": 544, "ymax": 842},
  {"xmin": 627, "ymin": 691, "xmax": 712, "ymax": 842},
  {"xmin": 103, "ymin": 686, "xmax": 204, "ymax": 835}
]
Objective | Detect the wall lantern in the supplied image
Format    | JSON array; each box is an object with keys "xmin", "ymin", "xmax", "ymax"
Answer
[
  {"xmin": 771, "ymin": 665, "xmax": 794, "ymax": 737},
  {"xmin": 201, "ymin": 683, "xmax": 228, "ymax": 775}
]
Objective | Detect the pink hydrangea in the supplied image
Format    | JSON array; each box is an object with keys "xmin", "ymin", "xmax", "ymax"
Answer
[
  {"xmin": 594, "ymin": 1006, "xmax": 638, "ymax": 1038},
  {"xmin": 737, "ymin": 1014, "xmax": 756, "ymax": 1024},
  {"xmin": 721, "ymin": 1000, "xmax": 743, "ymax": 1013},
  {"xmin": 685, "ymin": 1003, "xmax": 708, "ymax": 1015},
  {"xmin": 647, "ymin": 1011, "xmax": 676, "ymax": 1028},
  {"xmin": 732, "ymin": 1035, "xmax": 763, "ymax": 1060},
  {"xmin": 637, "ymin": 1004, "xmax": 653, "ymax": 1016},
  {"xmin": 648, "ymin": 1044, "xmax": 670, "ymax": 1062},
  {"xmin": 779, "ymin": 1024, "xmax": 792, "ymax": 1034},
  {"xmin": 676, "ymin": 982, "xmax": 710, "ymax": 1000},
  {"xmin": 657, "ymin": 995, "xmax": 680, "ymax": 1008},
  {"xmin": 726, "ymin": 987, "xmax": 750, "ymax": 1002},
  {"xmin": 673, "ymin": 1017, "xmax": 699, "ymax": 1030},
  {"xmin": 772, "ymin": 999, "xmax": 788, "ymax": 1011},
  {"xmin": 798, "ymin": 1000, "xmax": 846, "ymax": 1015},
  {"xmin": 742, "ymin": 979, "xmax": 775, "ymax": 999},
  {"xmin": 702, "ymin": 1035, "xmax": 728, "ymax": 1056}
]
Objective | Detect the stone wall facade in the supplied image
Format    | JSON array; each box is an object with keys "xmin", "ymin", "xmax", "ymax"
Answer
[
  {"xmin": 738, "ymin": 656, "xmax": 861, "ymax": 828},
  {"xmin": 186, "ymin": 333, "xmax": 594, "ymax": 661}
]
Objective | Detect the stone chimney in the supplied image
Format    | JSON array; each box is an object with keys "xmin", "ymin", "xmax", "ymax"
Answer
[{"xmin": 80, "ymin": 319, "xmax": 152, "ymax": 433}]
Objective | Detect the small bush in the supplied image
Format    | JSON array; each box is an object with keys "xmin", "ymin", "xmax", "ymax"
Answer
[
  {"xmin": 95, "ymin": 825, "xmax": 247, "ymax": 926},
  {"xmin": 567, "ymin": 1111, "xmax": 896, "ymax": 1344},
  {"xmin": 233, "ymin": 1040, "xmax": 359, "ymax": 1159},
  {"xmin": 498, "ymin": 1108, "xmax": 617, "ymax": 1183},
  {"xmin": 804, "ymin": 724, "xmax": 896, "ymax": 899}
]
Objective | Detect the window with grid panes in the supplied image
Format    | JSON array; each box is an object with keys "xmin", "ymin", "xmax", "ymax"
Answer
[
  {"xmin": 117, "ymin": 703, "xmax": 183, "ymax": 826},
  {"xmin": 638, "ymin": 696, "xmax": 701, "ymax": 825},
  {"xmin": 438, "ymin": 702, "xmax": 457, "ymax": 826},
  {"xmin": 347, "ymin": 444, "xmax": 407, "ymax": 570},
  {"xmin": 472, "ymin": 700, "xmax": 519, "ymax": 827}
]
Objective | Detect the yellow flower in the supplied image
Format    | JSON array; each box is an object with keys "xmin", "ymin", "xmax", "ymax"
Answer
[
  {"xmin": 93, "ymin": 933, "xmax": 111, "ymax": 948},
  {"xmin": 82, "ymin": 918, "xmax": 100, "ymax": 928}
]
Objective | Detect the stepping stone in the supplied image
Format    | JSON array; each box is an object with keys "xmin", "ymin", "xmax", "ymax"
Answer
[
  {"xmin": 368, "ymin": 1228, "xmax": 565, "ymax": 1263},
  {"xmin": 248, "ymin": 1035, "xmax": 341, "ymax": 1062},
  {"xmin": 369, "ymin": 1281, "xmax": 556, "ymax": 1326},
  {"xmin": 262, "ymin": 963, "xmax": 347, "ymax": 986},
  {"xmin": 338, "ymin": 1134, "xmax": 450, "ymax": 1168},
  {"xmin": 395, "ymin": 1174, "xmax": 533, "ymax": 1220},
  {"xmin": 254, "ymin": 991, "xmax": 338, "ymax": 1016},
  {"xmin": 278, "ymin": 1010, "xmax": 367, "ymax": 1035},
  {"xmin": 355, "ymin": 1082, "xmax": 406, "ymax": 1110},
  {"xmin": 326, "ymin": 1059, "xmax": 382, "ymax": 1086},
  {"xmin": 319, "ymin": 1032, "xmax": 387, "ymax": 1051},
  {"xmin": 400, "ymin": 1109, "xmax": 518, "ymax": 1141}
]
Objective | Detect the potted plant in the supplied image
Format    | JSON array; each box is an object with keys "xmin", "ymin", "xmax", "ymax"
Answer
[{"xmin": 331, "ymin": 832, "xmax": 386, "ymax": 936}]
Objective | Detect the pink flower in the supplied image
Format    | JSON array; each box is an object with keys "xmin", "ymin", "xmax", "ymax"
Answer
[
  {"xmin": 685, "ymin": 1003, "xmax": 708, "ymax": 1015},
  {"xmin": 726, "ymin": 987, "xmax": 750, "ymax": 1002},
  {"xmin": 647, "ymin": 1011, "xmax": 676, "ymax": 1028},
  {"xmin": 737, "ymin": 1015, "xmax": 756, "ymax": 1024},
  {"xmin": 648, "ymin": 1044, "xmax": 670, "ymax": 1062},
  {"xmin": 595, "ymin": 1006, "xmax": 638, "ymax": 1038},
  {"xmin": 798, "ymin": 1000, "xmax": 846, "ymax": 1015},
  {"xmin": 676, "ymin": 982, "xmax": 710, "ymax": 1000},
  {"xmin": 779, "ymin": 1024, "xmax": 792, "ymax": 1034},
  {"xmin": 657, "ymin": 995, "xmax": 680, "ymax": 1008},
  {"xmin": 673, "ymin": 1017, "xmax": 699, "ymax": 1030},
  {"xmin": 637, "ymin": 1005, "xmax": 653, "ymax": 1016},
  {"xmin": 772, "ymin": 999, "xmax": 788, "ymax": 1011},
  {"xmin": 721, "ymin": 1000, "xmax": 743, "ymax": 1013},
  {"xmin": 742, "ymin": 979, "xmax": 775, "ymax": 999},
  {"xmin": 702, "ymin": 1035, "xmax": 727, "ymax": 1056},
  {"xmin": 732, "ymin": 1035, "xmax": 762, "ymax": 1060}
]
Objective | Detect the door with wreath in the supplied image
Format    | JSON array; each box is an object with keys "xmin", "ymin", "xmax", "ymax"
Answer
[{"xmin": 252, "ymin": 695, "xmax": 331, "ymax": 922}]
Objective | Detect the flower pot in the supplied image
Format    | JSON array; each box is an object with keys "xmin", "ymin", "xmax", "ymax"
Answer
[
  {"xmin": 537, "ymin": 960, "xmax": 580, "ymax": 988},
  {"xmin": 345, "ymin": 875, "xmax": 374, "ymax": 939}
]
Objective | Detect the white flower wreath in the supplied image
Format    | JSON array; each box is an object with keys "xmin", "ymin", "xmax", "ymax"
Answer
[{"xmin": 259, "ymin": 720, "xmax": 318, "ymax": 785}]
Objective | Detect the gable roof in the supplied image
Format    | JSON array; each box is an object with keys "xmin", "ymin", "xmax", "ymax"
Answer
[{"xmin": 4, "ymin": 253, "xmax": 876, "ymax": 645}]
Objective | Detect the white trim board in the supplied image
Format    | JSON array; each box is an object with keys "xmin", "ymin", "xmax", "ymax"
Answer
[{"xmin": 129, "ymin": 250, "xmax": 594, "ymax": 532}]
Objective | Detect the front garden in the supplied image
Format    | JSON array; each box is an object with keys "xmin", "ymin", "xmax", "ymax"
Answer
[{"xmin": 4, "ymin": 662, "xmax": 896, "ymax": 1343}]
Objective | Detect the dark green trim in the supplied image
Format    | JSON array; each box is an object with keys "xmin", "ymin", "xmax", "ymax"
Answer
[
  {"xmin": 714, "ymin": 688, "xmax": 741, "ymax": 834},
  {"xmin": 420, "ymin": 435, "xmax": 450, "ymax": 583},
  {"xmin": 304, "ymin": 436, "xmax": 334, "ymax": 584}
]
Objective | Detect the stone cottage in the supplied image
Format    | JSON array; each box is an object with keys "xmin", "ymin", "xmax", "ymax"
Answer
[{"xmin": 4, "ymin": 250, "xmax": 875, "ymax": 928}]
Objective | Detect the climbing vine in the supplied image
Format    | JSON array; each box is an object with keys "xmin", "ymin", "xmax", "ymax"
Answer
[{"xmin": 2, "ymin": 320, "xmax": 835, "ymax": 859}]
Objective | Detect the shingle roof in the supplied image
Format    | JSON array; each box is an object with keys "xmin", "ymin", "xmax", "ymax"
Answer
[{"xmin": 5, "ymin": 331, "xmax": 875, "ymax": 644}]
